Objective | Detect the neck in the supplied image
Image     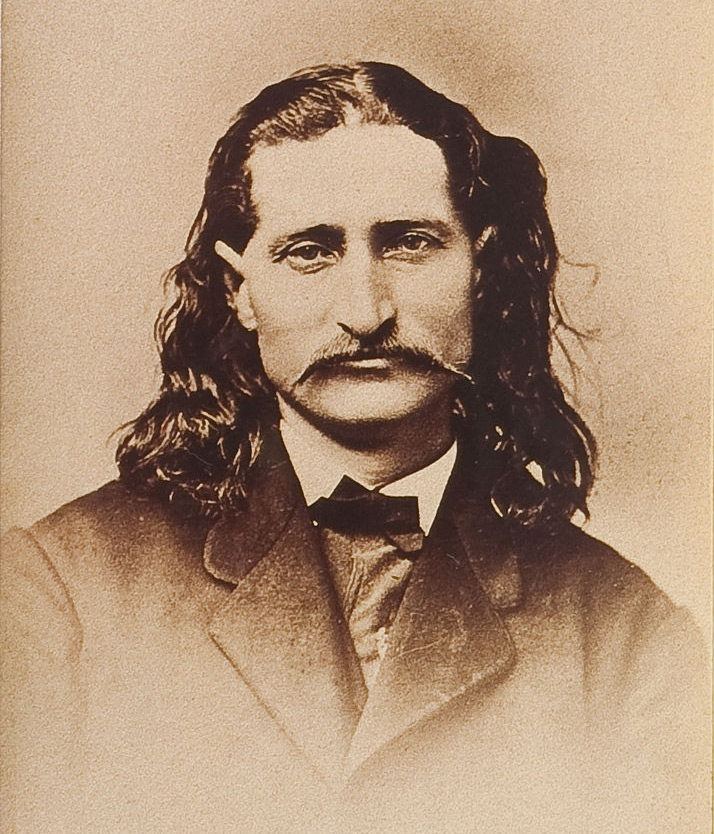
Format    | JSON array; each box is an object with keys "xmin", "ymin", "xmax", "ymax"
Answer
[{"xmin": 277, "ymin": 397, "xmax": 455, "ymax": 488}]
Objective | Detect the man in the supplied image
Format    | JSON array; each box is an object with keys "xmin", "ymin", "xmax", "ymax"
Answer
[{"xmin": 1, "ymin": 63, "xmax": 709, "ymax": 833}]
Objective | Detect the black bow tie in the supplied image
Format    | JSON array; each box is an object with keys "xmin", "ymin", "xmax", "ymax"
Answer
[{"xmin": 310, "ymin": 476, "xmax": 424, "ymax": 553}]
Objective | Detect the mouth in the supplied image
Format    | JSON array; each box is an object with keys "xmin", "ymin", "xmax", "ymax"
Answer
[
  {"xmin": 337, "ymin": 357, "xmax": 393, "ymax": 370},
  {"xmin": 310, "ymin": 357, "xmax": 404, "ymax": 380}
]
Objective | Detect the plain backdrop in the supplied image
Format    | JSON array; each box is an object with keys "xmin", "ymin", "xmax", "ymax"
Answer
[{"xmin": 1, "ymin": 0, "xmax": 711, "ymax": 635}]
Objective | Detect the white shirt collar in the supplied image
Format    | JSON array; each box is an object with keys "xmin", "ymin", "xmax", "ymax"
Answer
[{"xmin": 280, "ymin": 421, "xmax": 457, "ymax": 535}]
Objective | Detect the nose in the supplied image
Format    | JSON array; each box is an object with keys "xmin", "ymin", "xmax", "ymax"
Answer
[{"xmin": 334, "ymin": 249, "xmax": 396, "ymax": 339}]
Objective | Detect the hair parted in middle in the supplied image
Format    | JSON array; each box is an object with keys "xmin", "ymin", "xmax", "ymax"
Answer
[{"xmin": 116, "ymin": 61, "xmax": 596, "ymax": 529}]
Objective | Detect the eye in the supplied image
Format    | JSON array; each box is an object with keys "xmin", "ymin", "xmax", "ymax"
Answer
[
  {"xmin": 277, "ymin": 242, "xmax": 338, "ymax": 274},
  {"xmin": 383, "ymin": 232, "xmax": 442, "ymax": 260}
]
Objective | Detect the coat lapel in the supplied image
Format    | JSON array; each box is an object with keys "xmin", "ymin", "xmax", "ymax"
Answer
[
  {"xmin": 345, "ymin": 504, "xmax": 519, "ymax": 774},
  {"xmin": 204, "ymin": 453, "xmax": 364, "ymax": 783},
  {"xmin": 202, "ymin": 438, "xmax": 524, "ymax": 783}
]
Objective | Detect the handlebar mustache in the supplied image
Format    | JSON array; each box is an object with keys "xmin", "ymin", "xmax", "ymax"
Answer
[{"xmin": 296, "ymin": 339, "xmax": 475, "ymax": 385}]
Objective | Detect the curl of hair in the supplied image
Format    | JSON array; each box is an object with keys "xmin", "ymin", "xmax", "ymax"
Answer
[{"xmin": 116, "ymin": 62, "xmax": 596, "ymax": 528}]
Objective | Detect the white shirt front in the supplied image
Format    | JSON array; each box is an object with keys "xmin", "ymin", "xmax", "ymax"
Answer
[{"xmin": 280, "ymin": 420, "xmax": 457, "ymax": 535}]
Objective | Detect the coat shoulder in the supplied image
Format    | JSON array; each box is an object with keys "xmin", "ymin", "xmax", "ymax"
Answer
[
  {"xmin": 518, "ymin": 523, "xmax": 706, "ymax": 679},
  {"xmin": 522, "ymin": 521, "xmax": 677, "ymax": 616},
  {"xmin": 10, "ymin": 481, "xmax": 212, "ymax": 587}
]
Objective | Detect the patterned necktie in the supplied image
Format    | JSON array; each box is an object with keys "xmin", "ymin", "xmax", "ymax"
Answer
[{"xmin": 311, "ymin": 477, "xmax": 425, "ymax": 688}]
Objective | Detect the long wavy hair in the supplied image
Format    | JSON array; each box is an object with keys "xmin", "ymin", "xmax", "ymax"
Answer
[{"xmin": 116, "ymin": 62, "xmax": 596, "ymax": 529}]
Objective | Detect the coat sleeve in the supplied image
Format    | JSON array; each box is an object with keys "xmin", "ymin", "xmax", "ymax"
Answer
[{"xmin": 1, "ymin": 527, "xmax": 85, "ymax": 832}]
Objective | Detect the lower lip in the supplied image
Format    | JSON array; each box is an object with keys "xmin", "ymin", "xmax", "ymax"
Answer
[{"xmin": 338, "ymin": 358, "xmax": 392, "ymax": 369}]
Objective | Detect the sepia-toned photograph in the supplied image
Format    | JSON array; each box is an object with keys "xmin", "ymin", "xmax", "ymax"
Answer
[{"xmin": 1, "ymin": 1, "xmax": 711, "ymax": 832}]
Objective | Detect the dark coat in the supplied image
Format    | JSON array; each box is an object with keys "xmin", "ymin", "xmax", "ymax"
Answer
[{"xmin": 1, "ymin": 451, "xmax": 709, "ymax": 833}]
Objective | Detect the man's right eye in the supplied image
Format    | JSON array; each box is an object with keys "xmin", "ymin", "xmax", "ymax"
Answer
[{"xmin": 278, "ymin": 243, "xmax": 337, "ymax": 274}]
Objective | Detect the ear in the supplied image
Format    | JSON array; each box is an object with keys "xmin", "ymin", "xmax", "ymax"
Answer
[{"xmin": 214, "ymin": 239, "xmax": 258, "ymax": 331}]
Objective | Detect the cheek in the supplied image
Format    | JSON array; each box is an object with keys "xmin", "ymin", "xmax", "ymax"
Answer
[
  {"xmin": 248, "ymin": 289, "xmax": 329, "ymax": 383},
  {"xmin": 251, "ymin": 289, "xmax": 313, "ymax": 330},
  {"xmin": 239, "ymin": 253, "xmax": 326, "ymax": 325},
  {"xmin": 429, "ymin": 303, "xmax": 473, "ymax": 356},
  {"xmin": 396, "ymin": 261, "xmax": 474, "ymax": 350},
  {"xmin": 253, "ymin": 329, "xmax": 304, "ymax": 391}
]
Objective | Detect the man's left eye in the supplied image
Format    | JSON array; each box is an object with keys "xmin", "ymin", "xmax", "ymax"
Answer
[{"xmin": 384, "ymin": 233, "xmax": 440, "ymax": 258}]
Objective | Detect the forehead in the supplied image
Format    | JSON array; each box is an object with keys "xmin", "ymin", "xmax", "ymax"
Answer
[{"xmin": 246, "ymin": 124, "xmax": 459, "ymax": 234}]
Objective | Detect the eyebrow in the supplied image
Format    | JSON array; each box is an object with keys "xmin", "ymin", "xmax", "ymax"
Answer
[{"xmin": 267, "ymin": 224, "xmax": 346, "ymax": 259}]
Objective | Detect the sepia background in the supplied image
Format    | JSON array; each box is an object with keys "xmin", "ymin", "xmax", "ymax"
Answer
[{"xmin": 1, "ymin": 0, "xmax": 711, "ymax": 635}]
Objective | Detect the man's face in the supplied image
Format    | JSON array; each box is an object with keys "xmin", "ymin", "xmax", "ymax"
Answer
[{"xmin": 226, "ymin": 123, "xmax": 475, "ymax": 433}]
